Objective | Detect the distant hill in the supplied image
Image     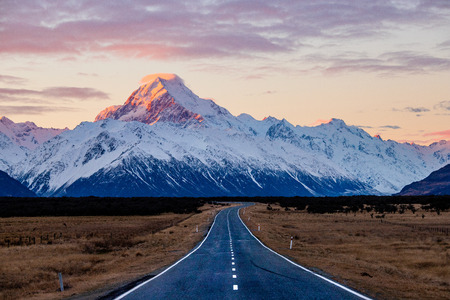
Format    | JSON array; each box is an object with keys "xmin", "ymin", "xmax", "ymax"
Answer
[
  {"xmin": 0, "ymin": 170, "xmax": 36, "ymax": 197},
  {"xmin": 398, "ymin": 164, "xmax": 450, "ymax": 195}
]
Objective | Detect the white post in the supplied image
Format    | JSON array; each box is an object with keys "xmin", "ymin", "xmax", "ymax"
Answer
[
  {"xmin": 196, "ymin": 225, "xmax": 198, "ymax": 233},
  {"xmin": 290, "ymin": 236, "xmax": 293, "ymax": 250},
  {"xmin": 58, "ymin": 272, "xmax": 64, "ymax": 292},
  {"xmin": 258, "ymin": 224, "xmax": 260, "ymax": 231},
  {"xmin": 248, "ymin": 217, "xmax": 250, "ymax": 221},
  {"xmin": 243, "ymin": 208, "xmax": 246, "ymax": 215}
]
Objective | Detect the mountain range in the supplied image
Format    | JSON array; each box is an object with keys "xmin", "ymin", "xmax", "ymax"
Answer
[
  {"xmin": 399, "ymin": 164, "xmax": 450, "ymax": 195},
  {"xmin": 1, "ymin": 73, "xmax": 449, "ymax": 197}
]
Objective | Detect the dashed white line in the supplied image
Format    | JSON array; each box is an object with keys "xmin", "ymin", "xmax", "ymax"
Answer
[
  {"xmin": 232, "ymin": 268, "xmax": 236, "ymax": 271},
  {"xmin": 233, "ymin": 285, "xmax": 238, "ymax": 290},
  {"xmin": 232, "ymin": 257, "xmax": 234, "ymax": 260},
  {"xmin": 232, "ymin": 262, "xmax": 235, "ymax": 265},
  {"xmin": 232, "ymin": 275, "xmax": 237, "ymax": 278}
]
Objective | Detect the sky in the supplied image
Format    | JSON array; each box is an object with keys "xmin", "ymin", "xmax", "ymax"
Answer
[{"xmin": 0, "ymin": 0, "xmax": 449, "ymax": 145}]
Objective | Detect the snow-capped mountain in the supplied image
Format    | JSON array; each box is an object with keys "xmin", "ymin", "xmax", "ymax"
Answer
[
  {"xmin": 0, "ymin": 131, "xmax": 27, "ymax": 172},
  {"xmin": 13, "ymin": 119, "xmax": 370, "ymax": 197},
  {"xmin": 9, "ymin": 74, "xmax": 450, "ymax": 197},
  {"xmin": 95, "ymin": 73, "xmax": 236, "ymax": 129},
  {"xmin": 0, "ymin": 116, "xmax": 67, "ymax": 150}
]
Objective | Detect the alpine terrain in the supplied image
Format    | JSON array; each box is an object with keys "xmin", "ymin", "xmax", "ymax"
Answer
[
  {"xmin": 2, "ymin": 74, "xmax": 449, "ymax": 197},
  {"xmin": 0, "ymin": 170, "xmax": 35, "ymax": 197},
  {"xmin": 399, "ymin": 164, "xmax": 450, "ymax": 195}
]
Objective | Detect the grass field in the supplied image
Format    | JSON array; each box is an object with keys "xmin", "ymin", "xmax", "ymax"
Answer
[
  {"xmin": 0, "ymin": 203, "xmax": 230, "ymax": 299},
  {"xmin": 241, "ymin": 203, "xmax": 449, "ymax": 299}
]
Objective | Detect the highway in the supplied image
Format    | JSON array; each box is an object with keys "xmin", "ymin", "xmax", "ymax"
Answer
[{"xmin": 115, "ymin": 204, "xmax": 371, "ymax": 300}]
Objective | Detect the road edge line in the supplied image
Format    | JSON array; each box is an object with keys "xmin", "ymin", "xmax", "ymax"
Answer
[
  {"xmin": 114, "ymin": 208, "xmax": 224, "ymax": 300},
  {"xmin": 237, "ymin": 206, "xmax": 372, "ymax": 300}
]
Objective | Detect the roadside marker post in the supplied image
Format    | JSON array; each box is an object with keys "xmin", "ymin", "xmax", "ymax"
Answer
[
  {"xmin": 290, "ymin": 236, "xmax": 293, "ymax": 250},
  {"xmin": 58, "ymin": 273, "xmax": 64, "ymax": 292},
  {"xmin": 258, "ymin": 224, "xmax": 260, "ymax": 231},
  {"xmin": 196, "ymin": 225, "xmax": 198, "ymax": 233}
]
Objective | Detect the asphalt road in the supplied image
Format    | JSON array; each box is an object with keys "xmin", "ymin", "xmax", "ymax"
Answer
[{"xmin": 115, "ymin": 204, "xmax": 371, "ymax": 300}]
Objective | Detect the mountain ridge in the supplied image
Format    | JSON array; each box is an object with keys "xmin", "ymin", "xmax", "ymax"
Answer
[
  {"xmin": 3, "ymin": 73, "xmax": 449, "ymax": 197},
  {"xmin": 398, "ymin": 164, "xmax": 450, "ymax": 195}
]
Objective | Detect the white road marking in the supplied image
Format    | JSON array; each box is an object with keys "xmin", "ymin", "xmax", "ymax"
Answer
[
  {"xmin": 233, "ymin": 285, "xmax": 238, "ymax": 290},
  {"xmin": 232, "ymin": 257, "xmax": 234, "ymax": 260},
  {"xmin": 113, "ymin": 209, "xmax": 223, "ymax": 300},
  {"xmin": 237, "ymin": 206, "xmax": 372, "ymax": 300},
  {"xmin": 233, "ymin": 275, "xmax": 237, "ymax": 278},
  {"xmin": 232, "ymin": 262, "xmax": 235, "ymax": 265},
  {"xmin": 232, "ymin": 268, "xmax": 236, "ymax": 271}
]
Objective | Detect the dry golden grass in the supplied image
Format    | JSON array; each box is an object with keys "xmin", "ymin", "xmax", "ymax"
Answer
[
  {"xmin": 0, "ymin": 203, "xmax": 232, "ymax": 299},
  {"xmin": 242, "ymin": 203, "xmax": 449, "ymax": 300}
]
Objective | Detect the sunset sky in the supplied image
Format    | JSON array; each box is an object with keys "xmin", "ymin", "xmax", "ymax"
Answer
[{"xmin": 1, "ymin": 0, "xmax": 449, "ymax": 145}]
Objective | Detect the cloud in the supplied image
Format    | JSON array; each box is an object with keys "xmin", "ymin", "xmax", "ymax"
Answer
[
  {"xmin": 310, "ymin": 119, "xmax": 332, "ymax": 126},
  {"xmin": 424, "ymin": 129, "xmax": 450, "ymax": 140},
  {"xmin": 404, "ymin": 107, "xmax": 430, "ymax": 113},
  {"xmin": 0, "ymin": 105, "xmax": 81, "ymax": 115},
  {"xmin": 392, "ymin": 106, "xmax": 430, "ymax": 113},
  {"xmin": 77, "ymin": 72, "xmax": 99, "ymax": 77},
  {"xmin": 1, "ymin": 0, "xmax": 449, "ymax": 76},
  {"xmin": 0, "ymin": 75, "xmax": 28, "ymax": 85},
  {"xmin": 317, "ymin": 51, "xmax": 450, "ymax": 75},
  {"xmin": 379, "ymin": 125, "xmax": 401, "ymax": 129},
  {"xmin": 0, "ymin": 87, "xmax": 109, "ymax": 102},
  {"xmin": 434, "ymin": 100, "xmax": 450, "ymax": 111},
  {"xmin": 42, "ymin": 87, "xmax": 109, "ymax": 99}
]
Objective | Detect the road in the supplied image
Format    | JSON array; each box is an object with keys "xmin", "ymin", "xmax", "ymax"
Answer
[{"xmin": 115, "ymin": 204, "xmax": 370, "ymax": 300}]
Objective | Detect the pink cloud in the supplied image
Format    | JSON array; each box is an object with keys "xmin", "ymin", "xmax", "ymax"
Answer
[
  {"xmin": 424, "ymin": 130, "xmax": 450, "ymax": 140},
  {"xmin": 310, "ymin": 118, "xmax": 332, "ymax": 126},
  {"xmin": 1, "ymin": 0, "xmax": 448, "ymax": 73}
]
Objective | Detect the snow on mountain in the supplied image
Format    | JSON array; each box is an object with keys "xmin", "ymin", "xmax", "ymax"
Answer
[
  {"xmin": 13, "ymin": 118, "xmax": 370, "ymax": 197},
  {"xmin": 95, "ymin": 73, "xmax": 237, "ymax": 129},
  {"xmin": 8, "ymin": 74, "xmax": 450, "ymax": 197},
  {"xmin": 267, "ymin": 119, "xmax": 449, "ymax": 194},
  {"xmin": 0, "ymin": 131, "xmax": 27, "ymax": 172},
  {"xmin": 0, "ymin": 116, "xmax": 67, "ymax": 150}
]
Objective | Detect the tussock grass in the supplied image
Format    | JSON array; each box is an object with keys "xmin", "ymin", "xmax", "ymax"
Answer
[
  {"xmin": 243, "ymin": 203, "xmax": 449, "ymax": 300},
  {"xmin": 0, "ymin": 203, "xmax": 229, "ymax": 299}
]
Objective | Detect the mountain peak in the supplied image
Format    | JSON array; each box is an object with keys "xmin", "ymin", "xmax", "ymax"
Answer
[
  {"xmin": 139, "ymin": 73, "xmax": 183, "ymax": 86},
  {"xmin": 0, "ymin": 116, "xmax": 14, "ymax": 126},
  {"xmin": 0, "ymin": 117, "xmax": 66, "ymax": 150},
  {"xmin": 95, "ymin": 74, "xmax": 235, "ymax": 127},
  {"xmin": 328, "ymin": 118, "xmax": 346, "ymax": 126}
]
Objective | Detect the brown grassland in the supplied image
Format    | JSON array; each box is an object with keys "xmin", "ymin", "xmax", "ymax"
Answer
[
  {"xmin": 0, "ymin": 203, "xmax": 231, "ymax": 299},
  {"xmin": 241, "ymin": 203, "xmax": 450, "ymax": 300}
]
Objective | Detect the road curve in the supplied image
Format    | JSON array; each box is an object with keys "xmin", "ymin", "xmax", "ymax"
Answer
[{"xmin": 114, "ymin": 204, "xmax": 371, "ymax": 300}]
